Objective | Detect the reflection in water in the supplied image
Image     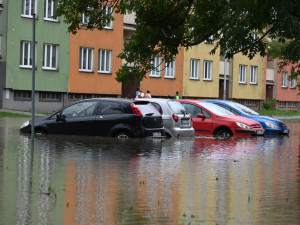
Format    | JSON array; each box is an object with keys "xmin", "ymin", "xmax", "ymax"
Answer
[{"xmin": 0, "ymin": 118, "xmax": 299, "ymax": 224}]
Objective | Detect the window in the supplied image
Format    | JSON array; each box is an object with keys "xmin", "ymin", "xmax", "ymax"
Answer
[
  {"xmin": 203, "ymin": 60, "xmax": 213, "ymax": 80},
  {"xmin": 81, "ymin": 13, "xmax": 89, "ymax": 25},
  {"xmin": 239, "ymin": 65, "xmax": 247, "ymax": 83},
  {"xmin": 245, "ymin": 100, "xmax": 257, "ymax": 107},
  {"xmin": 99, "ymin": 101, "xmax": 123, "ymax": 115},
  {"xmin": 281, "ymin": 71, "xmax": 288, "ymax": 87},
  {"xmin": 79, "ymin": 47, "xmax": 94, "ymax": 72},
  {"xmin": 14, "ymin": 90, "xmax": 31, "ymax": 101},
  {"xmin": 98, "ymin": 49, "xmax": 112, "ymax": 73},
  {"xmin": 182, "ymin": 103, "xmax": 211, "ymax": 118},
  {"xmin": 43, "ymin": 44, "xmax": 58, "ymax": 70},
  {"xmin": 290, "ymin": 78, "xmax": 296, "ymax": 88},
  {"xmin": 39, "ymin": 92, "xmax": 61, "ymax": 101},
  {"xmin": 164, "ymin": 59, "xmax": 176, "ymax": 78},
  {"xmin": 150, "ymin": 56, "xmax": 162, "ymax": 77},
  {"xmin": 278, "ymin": 102, "xmax": 286, "ymax": 108},
  {"xmin": 44, "ymin": 0, "xmax": 58, "ymax": 21},
  {"xmin": 101, "ymin": 5, "xmax": 113, "ymax": 29},
  {"xmin": 250, "ymin": 66, "xmax": 258, "ymax": 84},
  {"xmin": 190, "ymin": 59, "xmax": 200, "ymax": 80},
  {"xmin": 287, "ymin": 102, "xmax": 296, "ymax": 108},
  {"xmin": 61, "ymin": 101, "xmax": 98, "ymax": 118},
  {"xmin": 22, "ymin": 0, "xmax": 37, "ymax": 17},
  {"xmin": 20, "ymin": 41, "xmax": 36, "ymax": 68}
]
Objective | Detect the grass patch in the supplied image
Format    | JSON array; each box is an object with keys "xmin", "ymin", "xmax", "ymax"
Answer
[
  {"xmin": 257, "ymin": 109, "xmax": 300, "ymax": 117},
  {"xmin": 0, "ymin": 112, "xmax": 31, "ymax": 117}
]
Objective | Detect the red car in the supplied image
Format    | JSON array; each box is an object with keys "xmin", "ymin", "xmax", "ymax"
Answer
[{"xmin": 178, "ymin": 100, "xmax": 264, "ymax": 138}]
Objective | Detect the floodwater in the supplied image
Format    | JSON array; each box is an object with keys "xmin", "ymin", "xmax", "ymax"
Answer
[{"xmin": 0, "ymin": 117, "xmax": 299, "ymax": 225}]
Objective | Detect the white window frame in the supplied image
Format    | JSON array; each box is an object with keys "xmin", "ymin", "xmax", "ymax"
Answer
[
  {"xmin": 150, "ymin": 56, "xmax": 162, "ymax": 77},
  {"xmin": 101, "ymin": 5, "xmax": 113, "ymax": 29},
  {"xmin": 43, "ymin": 44, "xmax": 58, "ymax": 70},
  {"xmin": 79, "ymin": 47, "xmax": 94, "ymax": 72},
  {"xmin": 278, "ymin": 102, "xmax": 286, "ymax": 108},
  {"xmin": 250, "ymin": 66, "xmax": 258, "ymax": 84},
  {"xmin": 81, "ymin": 13, "xmax": 89, "ymax": 25},
  {"xmin": 281, "ymin": 71, "xmax": 288, "ymax": 87},
  {"xmin": 44, "ymin": 0, "xmax": 58, "ymax": 21},
  {"xmin": 203, "ymin": 60, "xmax": 213, "ymax": 81},
  {"xmin": 22, "ymin": 0, "xmax": 37, "ymax": 17},
  {"xmin": 98, "ymin": 49, "xmax": 112, "ymax": 73},
  {"xmin": 290, "ymin": 78, "xmax": 296, "ymax": 88},
  {"xmin": 239, "ymin": 65, "xmax": 247, "ymax": 84},
  {"xmin": 190, "ymin": 59, "xmax": 200, "ymax": 80},
  {"xmin": 164, "ymin": 59, "xmax": 176, "ymax": 78},
  {"xmin": 20, "ymin": 41, "xmax": 36, "ymax": 68},
  {"xmin": 287, "ymin": 102, "xmax": 296, "ymax": 108}
]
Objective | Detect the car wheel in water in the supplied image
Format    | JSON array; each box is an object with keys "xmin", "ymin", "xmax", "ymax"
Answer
[
  {"xmin": 214, "ymin": 129, "xmax": 232, "ymax": 139},
  {"xmin": 115, "ymin": 132, "xmax": 131, "ymax": 139}
]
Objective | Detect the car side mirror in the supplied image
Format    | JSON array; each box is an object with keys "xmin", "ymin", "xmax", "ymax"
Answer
[
  {"xmin": 197, "ymin": 113, "xmax": 205, "ymax": 118},
  {"xmin": 56, "ymin": 113, "xmax": 66, "ymax": 122}
]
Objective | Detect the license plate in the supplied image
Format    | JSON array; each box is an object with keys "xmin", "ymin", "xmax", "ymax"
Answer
[
  {"xmin": 256, "ymin": 130, "xmax": 264, "ymax": 135},
  {"xmin": 181, "ymin": 119, "xmax": 189, "ymax": 124},
  {"xmin": 153, "ymin": 132, "xmax": 161, "ymax": 136},
  {"xmin": 283, "ymin": 129, "xmax": 289, "ymax": 133}
]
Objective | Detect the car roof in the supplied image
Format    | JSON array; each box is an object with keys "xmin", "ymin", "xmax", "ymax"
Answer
[{"xmin": 76, "ymin": 98, "xmax": 135, "ymax": 103}]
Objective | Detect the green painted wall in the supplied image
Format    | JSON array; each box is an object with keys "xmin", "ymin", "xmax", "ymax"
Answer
[{"xmin": 6, "ymin": 0, "xmax": 70, "ymax": 92}]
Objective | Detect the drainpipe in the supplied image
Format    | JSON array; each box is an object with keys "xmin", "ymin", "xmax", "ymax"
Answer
[{"xmin": 223, "ymin": 57, "xmax": 227, "ymax": 100}]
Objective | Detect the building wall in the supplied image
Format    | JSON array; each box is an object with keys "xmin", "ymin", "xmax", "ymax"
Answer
[
  {"xmin": 231, "ymin": 53, "xmax": 265, "ymax": 100},
  {"xmin": 182, "ymin": 43, "xmax": 220, "ymax": 98},
  {"xmin": 68, "ymin": 13, "xmax": 124, "ymax": 96},
  {"xmin": 139, "ymin": 47, "xmax": 184, "ymax": 98},
  {"xmin": 275, "ymin": 62, "xmax": 300, "ymax": 110},
  {"xmin": 3, "ymin": 0, "xmax": 70, "ymax": 111}
]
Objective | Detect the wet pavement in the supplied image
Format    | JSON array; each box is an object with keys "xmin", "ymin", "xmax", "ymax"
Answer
[{"xmin": 0, "ymin": 117, "xmax": 299, "ymax": 225}]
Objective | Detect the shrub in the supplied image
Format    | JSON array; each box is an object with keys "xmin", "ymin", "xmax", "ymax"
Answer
[{"xmin": 262, "ymin": 98, "xmax": 277, "ymax": 110}]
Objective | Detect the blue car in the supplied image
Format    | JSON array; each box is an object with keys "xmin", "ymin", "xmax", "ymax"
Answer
[{"xmin": 205, "ymin": 100, "xmax": 290, "ymax": 135}]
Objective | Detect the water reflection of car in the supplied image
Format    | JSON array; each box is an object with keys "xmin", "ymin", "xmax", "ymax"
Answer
[
  {"xmin": 136, "ymin": 98, "xmax": 195, "ymax": 137},
  {"xmin": 205, "ymin": 100, "xmax": 290, "ymax": 135},
  {"xmin": 20, "ymin": 98, "xmax": 165, "ymax": 139},
  {"xmin": 178, "ymin": 99, "xmax": 265, "ymax": 138}
]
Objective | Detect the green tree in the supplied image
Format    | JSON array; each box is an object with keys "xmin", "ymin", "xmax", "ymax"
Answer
[{"xmin": 56, "ymin": 0, "xmax": 300, "ymax": 87}]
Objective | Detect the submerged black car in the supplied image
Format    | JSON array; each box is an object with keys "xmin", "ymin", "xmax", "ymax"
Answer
[{"xmin": 20, "ymin": 98, "xmax": 165, "ymax": 138}]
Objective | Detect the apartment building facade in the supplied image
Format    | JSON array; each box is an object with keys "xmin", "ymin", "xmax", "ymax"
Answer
[
  {"xmin": 0, "ymin": 2, "xmax": 299, "ymax": 111},
  {"xmin": 2, "ymin": 0, "xmax": 70, "ymax": 112}
]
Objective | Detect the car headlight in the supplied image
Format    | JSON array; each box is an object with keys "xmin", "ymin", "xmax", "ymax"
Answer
[
  {"xmin": 265, "ymin": 121, "xmax": 278, "ymax": 129},
  {"xmin": 235, "ymin": 122, "xmax": 250, "ymax": 129},
  {"xmin": 21, "ymin": 121, "xmax": 29, "ymax": 129}
]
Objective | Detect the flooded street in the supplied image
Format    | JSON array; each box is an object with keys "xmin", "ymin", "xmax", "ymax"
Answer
[{"xmin": 0, "ymin": 117, "xmax": 299, "ymax": 225}]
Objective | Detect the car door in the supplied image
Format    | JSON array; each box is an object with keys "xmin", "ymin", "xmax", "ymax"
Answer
[
  {"xmin": 94, "ymin": 100, "xmax": 126, "ymax": 136},
  {"xmin": 182, "ymin": 103, "xmax": 213, "ymax": 135},
  {"xmin": 48, "ymin": 100, "xmax": 98, "ymax": 135}
]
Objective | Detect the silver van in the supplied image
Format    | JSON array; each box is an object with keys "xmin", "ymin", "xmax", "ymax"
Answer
[{"xmin": 136, "ymin": 98, "xmax": 195, "ymax": 137}]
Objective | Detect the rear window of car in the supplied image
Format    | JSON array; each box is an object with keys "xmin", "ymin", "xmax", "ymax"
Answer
[
  {"xmin": 135, "ymin": 103, "xmax": 161, "ymax": 116},
  {"xmin": 167, "ymin": 101, "xmax": 188, "ymax": 114}
]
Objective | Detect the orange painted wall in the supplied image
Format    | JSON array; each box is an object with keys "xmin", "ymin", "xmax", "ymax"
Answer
[
  {"xmin": 276, "ymin": 62, "xmax": 300, "ymax": 102},
  {"xmin": 68, "ymin": 13, "xmax": 124, "ymax": 95},
  {"xmin": 140, "ymin": 47, "xmax": 184, "ymax": 97}
]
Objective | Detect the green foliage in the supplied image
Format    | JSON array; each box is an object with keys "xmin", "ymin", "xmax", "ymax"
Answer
[
  {"xmin": 262, "ymin": 98, "xmax": 277, "ymax": 110},
  {"xmin": 56, "ymin": 0, "xmax": 300, "ymax": 86},
  {"xmin": 257, "ymin": 109, "xmax": 300, "ymax": 117}
]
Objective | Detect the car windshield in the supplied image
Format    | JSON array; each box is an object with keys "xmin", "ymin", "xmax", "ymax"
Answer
[
  {"xmin": 167, "ymin": 101, "xmax": 189, "ymax": 114},
  {"xmin": 197, "ymin": 102, "xmax": 234, "ymax": 116},
  {"xmin": 226, "ymin": 102, "xmax": 259, "ymax": 116}
]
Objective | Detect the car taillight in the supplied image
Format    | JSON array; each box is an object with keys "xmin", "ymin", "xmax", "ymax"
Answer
[
  {"xmin": 130, "ymin": 103, "xmax": 143, "ymax": 116},
  {"xmin": 172, "ymin": 113, "xmax": 179, "ymax": 122}
]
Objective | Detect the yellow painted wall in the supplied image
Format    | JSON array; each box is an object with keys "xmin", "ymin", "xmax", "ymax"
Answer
[
  {"xmin": 231, "ymin": 53, "xmax": 265, "ymax": 100},
  {"xmin": 182, "ymin": 43, "xmax": 220, "ymax": 98}
]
